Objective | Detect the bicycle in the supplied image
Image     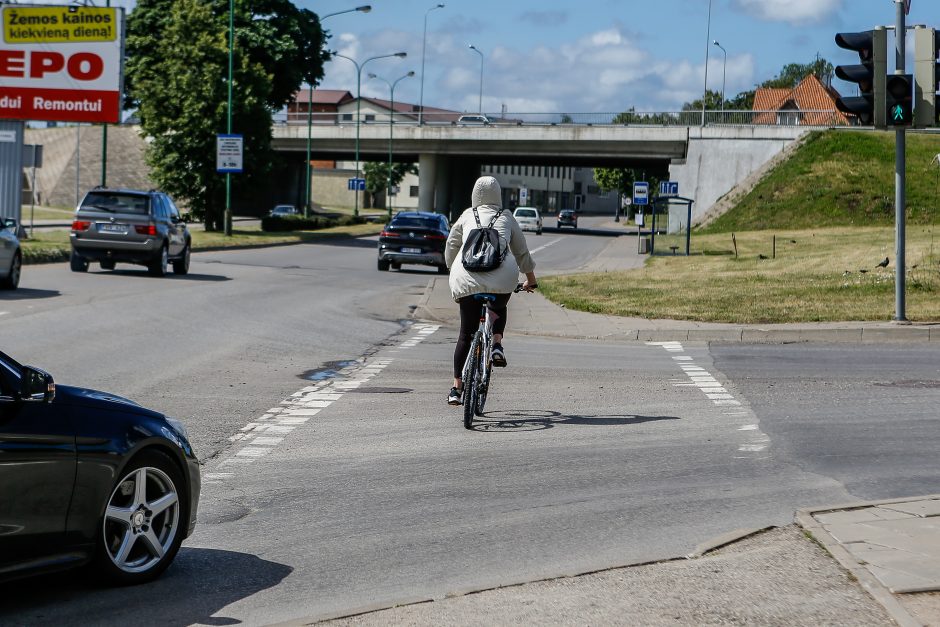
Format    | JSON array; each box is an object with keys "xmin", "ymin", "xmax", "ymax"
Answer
[{"xmin": 460, "ymin": 283, "xmax": 535, "ymax": 429}]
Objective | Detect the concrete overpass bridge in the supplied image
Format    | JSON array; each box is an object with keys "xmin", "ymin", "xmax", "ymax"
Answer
[{"xmin": 271, "ymin": 122, "xmax": 809, "ymax": 221}]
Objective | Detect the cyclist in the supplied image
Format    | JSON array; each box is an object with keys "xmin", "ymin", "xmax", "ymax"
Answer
[{"xmin": 444, "ymin": 175, "xmax": 537, "ymax": 405}]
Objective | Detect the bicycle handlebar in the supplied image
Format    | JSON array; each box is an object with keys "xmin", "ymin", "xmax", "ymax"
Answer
[{"xmin": 514, "ymin": 282, "xmax": 538, "ymax": 293}]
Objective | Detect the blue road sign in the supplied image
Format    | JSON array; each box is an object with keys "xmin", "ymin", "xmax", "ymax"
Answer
[
  {"xmin": 659, "ymin": 181, "xmax": 679, "ymax": 196},
  {"xmin": 633, "ymin": 181, "xmax": 649, "ymax": 206},
  {"xmin": 347, "ymin": 177, "xmax": 366, "ymax": 191}
]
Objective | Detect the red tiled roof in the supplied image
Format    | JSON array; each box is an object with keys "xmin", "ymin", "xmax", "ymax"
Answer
[
  {"xmin": 292, "ymin": 89, "xmax": 355, "ymax": 105},
  {"xmin": 753, "ymin": 74, "xmax": 850, "ymax": 125}
]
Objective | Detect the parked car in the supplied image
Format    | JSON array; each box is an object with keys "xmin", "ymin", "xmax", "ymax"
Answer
[
  {"xmin": 1, "ymin": 217, "xmax": 21, "ymax": 290},
  {"xmin": 377, "ymin": 211, "xmax": 450, "ymax": 273},
  {"xmin": 513, "ymin": 206, "xmax": 543, "ymax": 235},
  {"xmin": 456, "ymin": 115, "xmax": 494, "ymax": 126},
  {"xmin": 557, "ymin": 209, "xmax": 578, "ymax": 229},
  {"xmin": 69, "ymin": 188, "xmax": 191, "ymax": 277},
  {"xmin": 0, "ymin": 349, "xmax": 200, "ymax": 584},
  {"xmin": 269, "ymin": 204, "xmax": 299, "ymax": 217}
]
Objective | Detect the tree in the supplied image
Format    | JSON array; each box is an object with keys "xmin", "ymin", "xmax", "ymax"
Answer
[
  {"xmin": 592, "ymin": 168, "xmax": 663, "ymax": 218},
  {"xmin": 682, "ymin": 89, "xmax": 725, "ymax": 112},
  {"xmin": 761, "ymin": 57, "xmax": 833, "ymax": 89},
  {"xmin": 125, "ymin": 0, "xmax": 327, "ymax": 230},
  {"xmin": 364, "ymin": 161, "xmax": 418, "ymax": 209}
]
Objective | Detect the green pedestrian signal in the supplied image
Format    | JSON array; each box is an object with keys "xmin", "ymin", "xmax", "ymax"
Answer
[{"xmin": 885, "ymin": 74, "xmax": 913, "ymax": 127}]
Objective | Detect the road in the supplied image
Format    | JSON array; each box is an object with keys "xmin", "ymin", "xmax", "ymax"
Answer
[{"xmin": 1, "ymin": 218, "xmax": 938, "ymax": 625}]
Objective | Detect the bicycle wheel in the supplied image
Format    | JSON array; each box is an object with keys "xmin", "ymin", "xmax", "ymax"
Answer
[
  {"xmin": 463, "ymin": 335, "xmax": 481, "ymax": 429},
  {"xmin": 475, "ymin": 351, "xmax": 490, "ymax": 417}
]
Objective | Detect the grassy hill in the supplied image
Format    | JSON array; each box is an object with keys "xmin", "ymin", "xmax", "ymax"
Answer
[{"xmin": 701, "ymin": 130, "xmax": 940, "ymax": 232}]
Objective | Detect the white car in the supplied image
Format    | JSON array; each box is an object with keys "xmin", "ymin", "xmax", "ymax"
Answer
[
  {"xmin": 457, "ymin": 115, "xmax": 494, "ymax": 126},
  {"xmin": 513, "ymin": 206, "xmax": 542, "ymax": 235}
]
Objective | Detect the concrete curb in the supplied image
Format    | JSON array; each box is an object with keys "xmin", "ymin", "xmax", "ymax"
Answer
[{"xmin": 793, "ymin": 496, "xmax": 940, "ymax": 627}]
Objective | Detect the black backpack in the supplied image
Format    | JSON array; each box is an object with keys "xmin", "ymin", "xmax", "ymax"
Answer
[{"xmin": 461, "ymin": 207, "xmax": 508, "ymax": 272}]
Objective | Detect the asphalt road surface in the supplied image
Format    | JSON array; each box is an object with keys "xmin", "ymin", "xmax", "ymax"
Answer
[{"xmin": 1, "ymin": 222, "xmax": 937, "ymax": 625}]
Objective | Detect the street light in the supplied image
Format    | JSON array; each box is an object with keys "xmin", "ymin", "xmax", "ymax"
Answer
[
  {"xmin": 713, "ymin": 40, "xmax": 727, "ymax": 114},
  {"xmin": 332, "ymin": 50, "xmax": 408, "ymax": 218},
  {"xmin": 701, "ymin": 0, "xmax": 713, "ymax": 127},
  {"xmin": 304, "ymin": 5, "xmax": 371, "ymax": 219},
  {"xmin": 468, "ymin": 44, "xmax": 483, "ymax": 114},
  {"xmin": 419, "ymin": 3, "xmax": 444, "ymax": 125},
  {"xmin": 369, "ymin": 70, "xmax": 415, "ymax": 218}
]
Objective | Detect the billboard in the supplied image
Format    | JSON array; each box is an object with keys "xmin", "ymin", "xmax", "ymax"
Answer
[{"xmin": 0, "ymin": 4, "xmax": 124, "ymax": 123}]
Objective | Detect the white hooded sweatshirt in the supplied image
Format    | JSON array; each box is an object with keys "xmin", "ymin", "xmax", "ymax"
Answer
[{"xmin": 445, "ymin": 176, "xmax": 536, "ymax": 301}]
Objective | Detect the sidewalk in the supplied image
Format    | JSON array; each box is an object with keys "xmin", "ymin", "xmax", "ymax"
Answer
[{"xmin": 387, "ymin": 229, "xmax": 940, "ymax": 626}]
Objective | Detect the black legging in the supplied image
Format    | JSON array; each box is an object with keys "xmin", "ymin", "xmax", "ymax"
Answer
[{"xmin": 453, "ymin": 293, "xmax": 512, "ymax": 379}]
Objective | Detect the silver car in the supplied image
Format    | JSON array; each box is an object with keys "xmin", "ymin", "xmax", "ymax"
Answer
[
  {"xmin": 69, "ymin": 188, "xmax": 191, "ymax": 277},
  {"xmin": 1, "ymin": 218, "xmax": 21, "ymax": 290}
]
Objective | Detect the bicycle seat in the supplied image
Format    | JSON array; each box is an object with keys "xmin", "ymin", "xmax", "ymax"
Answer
[{"xmin": 472, "ymin": 293, "xmax": 498, "ymax": 302}]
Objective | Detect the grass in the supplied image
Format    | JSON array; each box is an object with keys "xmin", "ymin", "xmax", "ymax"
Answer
[
  {"xmin": 539, "ymin": 226, "xmax": 940, "ymax": 323},
  {"xmin": 702, "ymin": 130, "xmax": 940, "ymax": 232},
  {"xmin": 20, "ymin": 222, "xmax": 383, "ymax": 264}
]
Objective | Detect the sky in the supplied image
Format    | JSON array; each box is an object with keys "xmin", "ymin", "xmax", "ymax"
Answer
[{"xmin": 299, "ymin": 0, "xmax": 940, "ymax": 115}]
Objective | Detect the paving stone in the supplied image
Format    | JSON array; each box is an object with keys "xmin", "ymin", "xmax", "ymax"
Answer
[
  {"xmin": 881, "ymin": 499, "xmax": 940, "ymax": 518},
  {"xmin": 815, "ymin": 508, "xmax": 887, "ymax": 525}
]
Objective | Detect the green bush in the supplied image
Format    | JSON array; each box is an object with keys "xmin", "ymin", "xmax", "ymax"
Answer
[{"xmin": 261, "ymin": 214, "xmax": 366, "ymax": 232}]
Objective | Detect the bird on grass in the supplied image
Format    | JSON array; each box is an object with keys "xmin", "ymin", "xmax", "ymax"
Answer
[
  {"xmin": 758, "ymin": 254, "xmax": 769, "ymax": 260},
  {"xmin": 859, "ymin": 269, "xmax": 869, "ymax": 274},
  {"xmin": 877, "ymin": 257, "xmax": 889, "ymax": 268}
]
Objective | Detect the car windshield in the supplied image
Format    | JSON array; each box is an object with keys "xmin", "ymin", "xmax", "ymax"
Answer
[
  {"xmin": 81, "ymin": 192, "xmax": 149, "ymax": 215},
  {"xmin": 391, "ymin": 217, "xmax": 440, "ymax": 230},
  {"xmin": 273, "ymin": 206, "xmax": 294, "ymax": 213},
  {"xmin": 515, "ymin": 209, "xmax": 537, "ymax": 218}
]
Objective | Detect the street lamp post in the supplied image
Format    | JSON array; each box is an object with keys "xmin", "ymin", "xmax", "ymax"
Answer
[
  {"xmin": 701, "ymin": 0, "xmax": 713, "ymax": 127},
  {"xmin": 224, "ymin": 0, "xmax": 234, "ymax": 236},
  {"xmin": 419, "ymin": 3, "xmax": 444, "ymax": 126},
  {"xmin": 332, "ymin": 51, "xmax": 408, "ymax": 218},
  {"xmin": 468, "ymin": 44, "xmax": 483, "ymax": 114},
  {"xmin": 713, "ymin": 40, "xmax": 727, "ymax": 115},
  {"xmin": 304, "ymin": 5, "xmax": 371, "ymax": 219},
  {"xmin": 369, "ymin": 71, "xmax": 415, "ymax": 219}
]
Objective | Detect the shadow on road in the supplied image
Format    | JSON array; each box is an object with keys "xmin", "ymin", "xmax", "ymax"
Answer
[
  {"xmin": 470, "ymin": 410, "xmax": 679, "ymax": 432},
  {"xmin": 1, "ymin": 548, "xmax": 292, "ymax": 626},
  {"xmin": 0, "ymin": 287, "xmax": 61, "ymax": 300},
  {"xmin": 87, "ymin": 269, "xmax": 231, "ymax": 282}
]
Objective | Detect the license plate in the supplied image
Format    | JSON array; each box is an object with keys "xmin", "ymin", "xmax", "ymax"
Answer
[
  {"xmin": 401, "ymin": 247, "xmax": 422, "ymax": 254},
  {"xmin": 98, "ymin": 223, "xmax": 127, "ymax": 233}
]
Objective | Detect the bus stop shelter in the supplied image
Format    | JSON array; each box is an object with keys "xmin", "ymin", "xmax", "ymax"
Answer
[{"xmin": 650, "ymin": 195, "xmax": 694, "ymax": 256}]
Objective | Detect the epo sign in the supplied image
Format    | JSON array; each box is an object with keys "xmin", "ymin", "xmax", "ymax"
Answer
[{"xmin": 0, "ymin": 5, "xmax": 124, "ymax": 124}]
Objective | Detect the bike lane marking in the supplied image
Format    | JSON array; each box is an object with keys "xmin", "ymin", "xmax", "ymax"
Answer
[
  {"xmin": 202, "ymin": 322, "xmax": 441, "ymax": 484},
  {"xmin": 529, "ymin": 238, "xmax": 563, "ymax": 255},
  {"xmin": 648, "ymin": 341, "xmax": 771, "ymax": 457}
]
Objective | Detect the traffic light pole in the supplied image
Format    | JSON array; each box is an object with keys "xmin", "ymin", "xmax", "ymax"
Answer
[{"xmin": 894, "ymin": 1, "xmax": 907, "ymax": 322}]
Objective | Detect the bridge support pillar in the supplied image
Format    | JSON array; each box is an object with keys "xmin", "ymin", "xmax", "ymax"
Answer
[{"xmin": 418, "ymin": 153, "xmax": 438, "ymax": 214}]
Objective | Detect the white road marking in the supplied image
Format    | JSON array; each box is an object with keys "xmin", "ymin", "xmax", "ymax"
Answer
[
  {"xmin": 529, "ymin": 238, "xmax": 563, "ymax": 254},
  {"xmin": 206, "ymin": 323, "xmax": 440, "ymax": 483},
  {"xmin": 651, "ymin": 341, "xmax": 765, "ymax": 454}
]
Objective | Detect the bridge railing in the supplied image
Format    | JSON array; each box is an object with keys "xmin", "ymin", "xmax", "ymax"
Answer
[{"xmin": 274, "ymin": 110, "xmax": 853, "ymax": 128}]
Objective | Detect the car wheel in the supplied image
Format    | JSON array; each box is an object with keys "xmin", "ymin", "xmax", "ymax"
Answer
[
  {"xmin": 377, "ymin": 258, "xmax": 390, "ymax": 271},
  {"xmin": 100, "ymin": 260, "xmax": 116, "ymax": 271},
  {"xmin": 148, "ymin": 244, "xmax": 168, "ymax": 277},
  {"xmin": 536, "ymin": 229, "xmax": 542, "ymax": 235},
  {"xmin": 70, "ymin": 250, "xmax": 89, "ymax": 273},
  {"xmin": 95, "ymin": 449, "xmax": 188, "ymax": 585},
  {"xmin": 391, "ymin": 262, "xmax": 401, "ymax": 271},
  {"xmin": 172, "ymin": 244, "xmax": 190, "ymax": 275},
  {"xmin": 1, "ymin": 251, "xmax": 20, "ymax": 289}
]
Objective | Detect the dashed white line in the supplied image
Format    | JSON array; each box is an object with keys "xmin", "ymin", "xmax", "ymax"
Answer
[
  {"xmin": 529, "ymin": 238, "xmax": 563, "ymax": 254},
  {"xmin": 202, "ymin": 323, "xmax": 440, "ymax": 484}
]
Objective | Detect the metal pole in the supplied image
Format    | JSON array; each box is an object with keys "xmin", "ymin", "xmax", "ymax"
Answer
[
  {"xmin": 355, "ymin": 64, "xmax": 362, "ymax": 218},
  {"xmin": 101, "ymin": 0, "xmax": 110, "ymax": 187},
  {"xmin": 304, "ymin": 82, "xmax": 313, "ymax": 218},
  {"xmin": 894, "ymin": 0, "xmax": 907, "ymax": 321},
  {"xmin": 713, "ymin": 41, "xmax": 727, "ymax": 114},
  {"xmin": 75, "ymin": 123, "xmax": 80, "ymax": 205},
  {"xmin": 224, "ymin": 0, "xmax": 233, "ymax": 236},
  {"xmin": 701, "ymin": 0, "xmax": 712, "ymax": 126},
  {"xmin": 419, "ymin": 4, "xmax": 444, "ymax": 126},
  {"xmin": 30, "ymin": 144, "xmax": 37, "ymax": 237}
]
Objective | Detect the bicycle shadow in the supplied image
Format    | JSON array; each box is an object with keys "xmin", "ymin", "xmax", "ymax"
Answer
[{"xmin": 469, "ymin": 410, "xmax": 680, "ymax": 432}]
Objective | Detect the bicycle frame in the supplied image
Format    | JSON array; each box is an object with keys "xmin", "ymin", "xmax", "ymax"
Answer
[{"xmin": 461, "ymin": 295, "xmax": 498, "ymax": 427}]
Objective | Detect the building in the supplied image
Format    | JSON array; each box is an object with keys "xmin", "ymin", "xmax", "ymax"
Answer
[{"xmin": 752, "ymin": 74, "xmax": 851, "ymax": 126}]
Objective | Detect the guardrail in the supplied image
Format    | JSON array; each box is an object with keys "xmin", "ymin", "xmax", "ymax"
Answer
[{"xmin": 273, "ymin": 110, "xmax": 854, "ymax": 128}]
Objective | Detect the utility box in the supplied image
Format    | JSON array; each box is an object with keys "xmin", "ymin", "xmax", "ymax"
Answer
[{"xmin": 638, "ymin": 236, "xmax": 650, "ymax": 254}]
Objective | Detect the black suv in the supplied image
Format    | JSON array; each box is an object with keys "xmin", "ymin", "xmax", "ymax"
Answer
[
  {"xmin": 70, "ymin": 188, "xmax": 191, "ymax": 277},
  {"xmin": 377, "ymin": 211, "xmax": 450, "ymax": 273}
]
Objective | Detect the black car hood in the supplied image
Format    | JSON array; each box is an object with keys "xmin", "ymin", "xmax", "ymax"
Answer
[{"xmin": 57, "ymin": 384, "xmax": 164, "ymax": 419}]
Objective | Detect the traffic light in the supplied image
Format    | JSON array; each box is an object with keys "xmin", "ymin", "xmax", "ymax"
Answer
[
  {"xmin": 834, "ymin": 28, "xmax": 887, "ymax": 128},
  {"xmin": 885, "ymin": 74, "xmax": 913, "ymax": 127},
  {"xmin": 914, "ymin": 26, "xmax": 939, "ymax": 127}
]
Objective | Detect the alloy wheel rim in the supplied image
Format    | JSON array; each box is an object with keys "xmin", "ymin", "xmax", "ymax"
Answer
[
  {"xmin": 103, "ymin": 466, "xmax": 180, "ymax": 573},
  {"xmin": 11, "ymin": 255, "xmax": 20, "ymax": 286},
  {"xmin": 161, "ymin": 248, "xmax": 168, "ymax": 273}
]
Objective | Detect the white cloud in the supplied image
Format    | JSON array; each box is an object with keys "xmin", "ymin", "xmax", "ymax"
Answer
[{"xmin": 733, "ymin": 0, "xmax": 842, "ymax": 25}]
